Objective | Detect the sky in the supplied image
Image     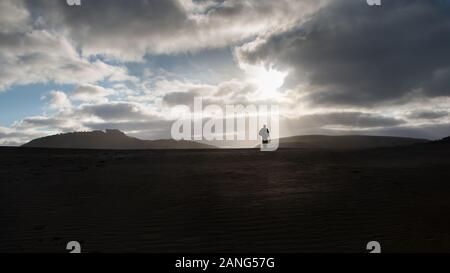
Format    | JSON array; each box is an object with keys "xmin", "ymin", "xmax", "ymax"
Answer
[{"xmin": 1, "ymin": 0, "xmax": 450, "ymax": 146}]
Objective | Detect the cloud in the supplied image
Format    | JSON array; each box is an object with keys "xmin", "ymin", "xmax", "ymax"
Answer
[
  {"xmin": 0, "ymin": 125, "xmax": 48, "ymax": 146},
  {"xmin": 47, "ymin": 91, "xmax": 72, "ymax": 110},
  {"xmin": 292, "ymin": 112, "xmax": 405, "ymax": 130},
  {"xmin": 23, "ymin": 0, "xmax": 324, "ymax": 61},
  {"xmin": 16, "ymin": 116, "xmax": 68, "ymax": 130},
  {"xmin": 0, "ymin": 30, "xmax": 135, "ymax": 91},
  {"xmin": 0, "ymin": 0, "xmax": 30, "ymax": 33},
  {"xmin": 79, "ymin": 102, "xmax": 156, "ymax": 121},
  {"xmin": 408, "ymin": 110, "xmax": 448, "ymax": 120},
  {"xmin": 0, "ymin": 0, "xmax": 137, "ymax": 91},
  {"xmin": 236, "ymin": 0, "xmax": 450, "ymax": 107},
  {"xmin": 163, "ymin": 92, "xmax": 197, "ymax": 107},
  {"xmin": 70, "ymin": 84, "xmax": 115, "ymax": 103}
]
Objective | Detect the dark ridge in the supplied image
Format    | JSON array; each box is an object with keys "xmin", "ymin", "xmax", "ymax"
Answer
[
  {"xmin": 438, "ymin": 136, "xmax": 450, "ymax": 143},
  {"xmin": 22, "ymin": 129, "xmax": 216, "ymax": 150}
]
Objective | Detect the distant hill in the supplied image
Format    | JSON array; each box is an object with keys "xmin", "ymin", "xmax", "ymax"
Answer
[
  {"xmin": 22, "ymin": 131, "xmax": 436, "ymax": 150},
  {"xmin": 429, "ymin": 136, "xmax": 450, "ymax": 146},
  {"xmin": 258, "ymin": 135, "xmax": 430, "ymax": 150},
  {"xmin": 22, "ymin": 129, "xmax": 216, "ymax": 150},
  {"xmin": 437, "ymin": 136, "xmax": 450, "ymax": 144}
]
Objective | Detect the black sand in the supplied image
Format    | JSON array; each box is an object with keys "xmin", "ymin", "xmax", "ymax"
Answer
[{"xmin": 1, "ymin": 145, "xmax": 449, "ymax": 253}]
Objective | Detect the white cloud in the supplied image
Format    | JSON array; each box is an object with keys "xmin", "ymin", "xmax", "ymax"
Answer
[
  {"xmin": 0, "ymin": 30, "xmax": 135, "ymax": 91},
  {"xmin": 47, "ymin": 91, "xmax": 72, "ymax": 110},
  {"xmin": 0, "ymin": 0, "xmax": 137, "ymax": 92},
  {"xmin": 70, "ymin": 84, "xmax": 115, "ymax": 103}
]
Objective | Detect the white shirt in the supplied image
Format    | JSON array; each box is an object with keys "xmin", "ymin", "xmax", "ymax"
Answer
[{"xmin": 259, "ymin": 127, "xmax": 270, "ymax": 141}]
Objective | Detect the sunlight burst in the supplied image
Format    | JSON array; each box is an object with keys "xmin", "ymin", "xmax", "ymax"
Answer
[{"xmin": 248, "ymin": 66, "xmax": 287, "ymax": 99}]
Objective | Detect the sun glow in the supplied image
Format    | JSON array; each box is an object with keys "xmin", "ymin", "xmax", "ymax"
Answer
[{"xmin": 247, "ymin": 66, "xmax": 287, "ymax": 99}]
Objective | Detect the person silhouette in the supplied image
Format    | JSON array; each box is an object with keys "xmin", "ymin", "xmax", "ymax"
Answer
[{"xmin": 259, "ymin": 125, "xmax": 270, "ymax": 145}]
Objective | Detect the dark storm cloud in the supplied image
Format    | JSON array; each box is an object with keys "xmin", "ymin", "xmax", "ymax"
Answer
[
  {"xmin": 26, "ymin": 0, "xmax": 187, "ymax": 32},
  {"xmin": 80, "ymin": 103, "xmax": 152, "ymax": 121},
  {"xmin": 19, "ymin": 116, "xmax": 66, "ymax": 128},
  {"xmin": 23, "ymin": 0, "xmax": 318, "ymax": 60},
  {"xmin": 203, "ymin": 0, "xmax": 287, "ymax": 18},
  {"xmin": 408, "ymin": 110, "xmax": 448, "ymax": 120},
  {"xmin": 25, "ymin": 0, "xmax": 187, "ymax": 60},
  {"xmin": 163, "ymin": 92, "xmax": 197, "ymax": 106},
  {"xmin": 292, "ymin": 112, "xmax": 405, "ymax": 129},
  {"xmin": 238, "ymin": 0, "xmax": 450, "ymax": 107}
]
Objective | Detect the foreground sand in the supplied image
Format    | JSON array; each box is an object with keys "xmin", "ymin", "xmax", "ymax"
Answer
[{"xmin": 1, "ymin": 146, "xmax": 449, "ymax": 253}]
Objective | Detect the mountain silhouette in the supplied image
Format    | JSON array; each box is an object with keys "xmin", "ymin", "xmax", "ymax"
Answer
[
  {"xmin": 438, "ymin": 136, "xmax": 450, "ymax": 144},
  {"xmin": 22, "ymin": 129, "xmax": 216, "ymax": 150},
  {"xmin": 428, "ymin": 136, "xmax": 450, "ymax": 146}
]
